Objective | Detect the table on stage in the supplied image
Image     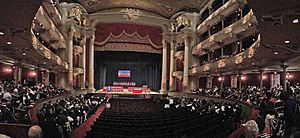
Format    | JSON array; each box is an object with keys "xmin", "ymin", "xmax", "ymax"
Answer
[{"xmin": 102, "ymin": 86, "xmax": 149, "ymax": 93}]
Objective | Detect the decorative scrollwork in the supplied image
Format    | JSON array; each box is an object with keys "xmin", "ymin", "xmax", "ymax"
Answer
[
  {"xmin": 235, "ymin": 54, "xmax": 243, "ymax": 64},
  {"xmin": 204, "ymin": 65, "xmax": 209, "ymax": 71},
  {"xmin": 218, "ymin": 60, "xmax": 226, "ymax": 68},
  {"xmin": 68, "ymin": 5, "xmax": 83, "ymax": 25},
  {"xmin": 120, "ymin": 8, "xmax": 141, "ymax": 21},
  {"xmin": 176, "ymin": 15, "xmax": 191, "ymax": 27}
]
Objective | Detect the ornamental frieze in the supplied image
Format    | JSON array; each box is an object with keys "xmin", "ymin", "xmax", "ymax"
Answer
[
  {"xmin": 204, "ymin": 65, "xmax": 209, "ymax": 71},
  {"xmin": 56, "ymin": 58, "xmax": 61, "ymax": 65},
  {"xmin": 44, "ymin": 51, "xmax": 51, "ymax": 59},
  {"xmin": 68, "ymin": 6, "xmax": 82, "ymax": 24},
  {"xmin": 235, "ymin": 54, "xmax": 243, "ymax": 64},
  {"xmin": 218, "ymin": 60, "xmax": 226, "ymax": 68},
  {"xmin": 248, "ymin": 46, "xmax": 255, "ymax": 58},
  {"xmin": 96, "ymin": 43, "xmax": 161, "ymax": 54}
]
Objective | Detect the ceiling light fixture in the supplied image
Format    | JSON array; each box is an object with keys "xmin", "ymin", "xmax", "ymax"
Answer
[
  {"xmin": 22, "ymin": 51, "xmax": 26, "ymax": 56},
  {"xmin": 285, "ymin": 40, "xmax": 290, "ymax": 44},
  {"xmin": 7, "ymin": 41, "xmax": 12, "ymax": 45},
  {"xmin": 0, "ymin": 32, "xmax": 4, "ymax": 35},
  {"xmin": 293, "ymin": 19, "xmax": 299, "ymax": 24},
  {"xmin": 274, "ymin": 51, "xmax": 278, "ymax": 55}
]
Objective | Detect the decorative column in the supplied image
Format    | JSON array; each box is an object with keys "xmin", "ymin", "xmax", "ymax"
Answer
[
  {"xmin": 221, "ymin": 46, "xmax": 224, "ymax": 59},
  {"xmin": 169, "ymin": 39, "xmax": 175, "ymax": 91},
  {"xmin": 66, "ymin": 26, "xmax": 75, "ymax": 91},
  {"xmin": 281, "ymin": 65, "xmax": 288, "ymax": 92},
  {"xmin": 189, "ymin": 77, "xmax": 198, "ymax": 91},
  {"xmin": 55, "ymin": 72, "xmax": 66, "ymax": 88},
  {"xmin": 206, "ymin": 76, "xmax": 212, "ymax": 89},
  {"xmin": 220, "ymin": 73, "xmax": 224, "ymax": 90},
  {"xmin": 183, "ymin": 35, "xmax": 190, "ymax": 92},
  {"xmin": 207, "ymin": 52, "xmax": 211, "ymax": 62},
  {"xmin": 160, "ymin": 37, "xmax": 167, "ymax": 93},
  {"xmin": 238, "ymin": 73, "xmax": 242, "ymax": 91},
  {"xmin": 80, "ymin": 33, "xmax": 87, "ymax": 89},
  {"xmin": 35, "ymin": 68, "xmax": 39, "ymax": 85},
  {"xmin": 230, "ymin": 75, "xmax": 238, "ymax": 88},
  {"xmin": 259, "ymin": 69, "xmax": 263, "ymax": 93},
  {"xmin": 44, "ymin": 71, "xmax": 50, "ymax": 86},
  {"xmin": 88, "ymin": 32, "xmax": 95, "ymax": 93},
  {"xmin": 14, "ymin": 66, "xmax": 22, "ymax": 85}
]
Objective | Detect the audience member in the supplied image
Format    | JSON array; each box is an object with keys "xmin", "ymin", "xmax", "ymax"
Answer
[
  {"xmin": 37, "ymin": 94, "xmax": 104, "ymax": 138},
  {"xmin": 0, "ymin": 80, "xmax": 66, "ymax": 124}
]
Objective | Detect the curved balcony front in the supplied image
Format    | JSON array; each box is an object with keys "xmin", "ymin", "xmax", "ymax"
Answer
[
  {"xmin": 197, "ymin": 0, "xmax": 248, "ymax": 35},
  {"xmin": 190, "ymin": 35, "xmax": 300, "ymax": 76},
  {"xmin": 42, "ymin": 0, "xmax": 62, "ymax": 27},
  {"xmin": 193, "ymin": 10, "xmax": 258, "ymax": 56},
  {"xmin": 34, "ymin": 7, "xmax": 65, "ymax": 47},
  {"xmin": 31, "ymin": 30, "xmax": 68, "ymax": 71}
]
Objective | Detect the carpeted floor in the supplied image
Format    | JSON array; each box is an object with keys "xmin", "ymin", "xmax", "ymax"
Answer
[{"xmin": 70, "ymin": 103, "xmax": 106, "ymax": 138}]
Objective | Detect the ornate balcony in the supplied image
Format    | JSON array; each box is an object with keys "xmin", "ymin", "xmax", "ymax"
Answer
[
  {"xmin": 197, "ymin": 0, "xmax": 248, "ymax": 35},
  {"xmin": 193, "ymin": 10, "xmax": 258, "ymax": 56},
  {"xmin": 34, "ymin": 7, "xmax": 65, "ymax": 48},
  {"xmin": 42, "ymin": 0, "xmax": 62, "ymax": 26},
  {"xmin": 31, "ymin": 30, "xmax": 68, "ymax": 70},
  {"xmin": 190, "ymin": 35, "xmax": 261, "ymax": 76}
]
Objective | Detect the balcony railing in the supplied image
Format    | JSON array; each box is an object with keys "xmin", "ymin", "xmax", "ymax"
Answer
[
  {"xmin": 190, "ymin": 35, "xmax": 261, "ymax": 75},
  {"xmin": 42, "ymin": 0, "xmax": 62, "ymax": 27},
  {"xmin": 193, "ymin": 10, "xmax": 258, "ymax": 56},
  {"xmin": 197, "ymin": 0, "xmax": 248, "ymax": 35},
  {"xmin": 31, "ymin": 30, "xmax": 68, "ymax": 70},
  {"xmin": 34, "ymin": 7, "xmax": 65, "ymax": 47}
]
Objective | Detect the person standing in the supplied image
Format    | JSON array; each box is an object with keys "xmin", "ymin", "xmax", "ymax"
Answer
[{"xmin": 281, "ymin": 92, "xmax": 297, "ymax": 138}]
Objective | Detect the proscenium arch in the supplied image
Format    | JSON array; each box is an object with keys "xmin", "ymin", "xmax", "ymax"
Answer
[{"xmin": 88, "ymin": 8, "xmax": 171, "ymax": 35}]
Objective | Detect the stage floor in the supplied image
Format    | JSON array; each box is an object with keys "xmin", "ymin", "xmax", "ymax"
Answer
[{"xmin": 96, "ymin": 89, "xmax": 161, "ymax": 95}]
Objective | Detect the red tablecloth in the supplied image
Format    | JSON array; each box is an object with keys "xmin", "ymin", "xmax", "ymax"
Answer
[{"xmin": 103, "ymin": 86, "xmax": 124, "ymax": 92}]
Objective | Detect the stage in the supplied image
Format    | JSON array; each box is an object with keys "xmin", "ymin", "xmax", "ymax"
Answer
[
  {"xmin": 97, "ymin": 89, "xmax": 161, "ymax": 95},
  {"xmin": 95, "ymin": 89, "xmax": 162, "ymax": 99}
]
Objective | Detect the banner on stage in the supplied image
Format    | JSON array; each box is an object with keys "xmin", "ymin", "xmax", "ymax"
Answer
[{"xmin": 118, "ymin": 70, "xmax": 131, "ymax": 77}]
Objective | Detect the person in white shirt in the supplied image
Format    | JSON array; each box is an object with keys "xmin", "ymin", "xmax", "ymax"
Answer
[
  {"xmin": 263, "ymin": 110, "xmax": 276, "ymax": 136},
  {"xmin": 3, "ymin": 91, "xmax": 12, "ymax": 102}
]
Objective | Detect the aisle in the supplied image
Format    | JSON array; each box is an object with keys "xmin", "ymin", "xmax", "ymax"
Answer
[{"xmin": 70, "ymin": 103, "xmax": 106, "ymax": 138}]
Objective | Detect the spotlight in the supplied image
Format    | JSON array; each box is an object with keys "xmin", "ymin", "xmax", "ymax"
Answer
[
  {"xmin": 3, "ymin": 68, "xmax": 12, "ymax": 73},
  {"xmin": 274, "ymin": 52, "xmax": 278, "ymax": 55},
  {"xmin": 293, "ymin": 19, "xmax": 299, "ymax": 24},
  {"xmin": 262, "ymin": 75, "xmax": 267, "ymax": 80},
  {"xmin": 241, "ymin": 76, "xmax": 246, "ymax": 81},
  {"xmin": 29, "ymin": 71, "xmax": 37, "ymax": 77},
  {"xmin": 285, "ymin": 40, "xmax": 290, "ymax": 44},
  {"xmin": 22, "ymin": 51, "xmax": 26, "ymax": 56},
  {"xmin": 7, "ymin": 41, "xmax": 12, "ymax": 45},
  {"xmin": 0, "ymin": 32, "xmax": 4, "ymax": 35},
  {"xmin": 218, "ymin": 77, "xmax": 223, "ymax": 81}
]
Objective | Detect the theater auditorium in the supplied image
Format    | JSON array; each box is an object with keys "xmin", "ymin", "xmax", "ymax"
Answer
[{"xmin": 0, "ymin": 0, "xmax": 300, "ymax": 138}]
